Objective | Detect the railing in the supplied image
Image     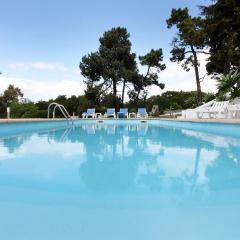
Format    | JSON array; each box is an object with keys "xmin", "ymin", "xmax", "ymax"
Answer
[{"xmin": 47, "ymin": 102, "xmax": 73, "ymax": 124}]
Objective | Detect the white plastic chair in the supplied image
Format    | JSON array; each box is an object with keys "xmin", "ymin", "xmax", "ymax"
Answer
[{"xmin": 196, "ymin": 101, "xmax": 229, "ymax": 119}]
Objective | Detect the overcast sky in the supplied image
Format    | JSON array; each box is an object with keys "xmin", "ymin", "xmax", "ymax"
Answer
[{"xmin": 0, "ymin": 0, "xmax": 215, "ymax": 101}]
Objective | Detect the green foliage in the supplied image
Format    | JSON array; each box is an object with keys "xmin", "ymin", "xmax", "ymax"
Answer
[
  {"xmin": 2, "ymin": 84, "xmax": 23, "ymax": 105},
  {"xmin": 80, "ymin": 52, "xmax": 103, "ymax": 82},
  {"xmin": 10, "ymin": 102, "xmax": 39, "ymax": 118},
  {"xmin": 84, "ymin": 83, "xmax": 102, "ymax": 107},
  {"xmin": 139, "ymin": 49, "xmax": 166, "ymax": 73},
  {"xmin": 76, "ymin": 95, "xmax": 88, "ymax": 115},
  {"xmin": 0, "ymin": 82, "xmax": 217, "ymax": 118},
  {"xmin": 35, "ymin": 100, "xmax": 50, "ymax": 110},
  {"xmin": 0, "ymin": 96, "xmax": 6, "ymax": 118},
  {"xmin": 143, "ymin": 91, "xmax": 215, "ymax": 114},
  {"xmin": 167, "ymin": 8, "xmax": 206, "ymax": 58},
  {"xmin": 138, "ymin": 49, "xmax": 166, "ymax": 92},
  {"xmin": 52, "ymin": 94, "xmax": 88, "ymax": 116},
  {"xmin": 80, "ymin": 27, "xmax": 137, "ymax": 107},
  {"xmin": 167, "ymin": 8, "xmax": 205, "ymax": 45},
  {"xmin": 101, "ymin": 93, "xmax": 121, "ymax": 109},
  {"xmin": 201, "ymin": 0, "xmax": 240, "ymax": 75},
  {"xmin": 0, "ymin": 84, "xmax": 24, "ymax": 117},
  {"xmin": 217, "ymin": 71, "xmax": 240, "ymax": 99},
  {"xmin": 80, "ymin": 27, "xmax": 165, "ymax": 106}
]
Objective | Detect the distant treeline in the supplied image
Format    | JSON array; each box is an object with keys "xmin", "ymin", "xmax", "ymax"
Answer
[{"xmin": 0, "ymin": 85, "xmax": 215, "ymax": 118}]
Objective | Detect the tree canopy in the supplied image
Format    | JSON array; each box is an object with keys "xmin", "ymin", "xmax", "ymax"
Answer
[
  {"xmin": 201, "ymin": 0, "xmax": 240, "ymax": 75},
  {"xmin": 2, "ymin": 84, "xmax": 23, "ymax": 105},
  {"xmin": 0, "ymin": 84, "xmax": 24, "ymax": 117},
  {"xmin": 79, "ymin": 27, "xmax": 166, "ymax": 107},
  {"xmin": 80, "ymin": 27, "xmax": 136, "ymax": 108}
]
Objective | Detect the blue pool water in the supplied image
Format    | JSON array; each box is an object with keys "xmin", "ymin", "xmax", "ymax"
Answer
[{"xmin": 0, "ymin": 120, "xmax": 240, "ymax": 240}]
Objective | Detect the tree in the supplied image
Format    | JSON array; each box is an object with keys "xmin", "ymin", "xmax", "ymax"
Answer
[
  {"xmin": 80, "ymin": 27, "xmax": 166, "ymax": 107},
  {"xmin": 3, "ymin": 84, "xmax": 23, "ymax": 105},
  {"xmin": 167, "ymin": 8, "xmax": 207, "ymax": 105},
  {"xmin": 0, "ymin": 85, "xmax": 23, "ymax": 117},
  {"xmin": 80, "ymin": 27, "xmax": 137, "ymax": 108},
  {"xmin": 201, "ymin": 0, "xmax": 240, "ymax": 75}
]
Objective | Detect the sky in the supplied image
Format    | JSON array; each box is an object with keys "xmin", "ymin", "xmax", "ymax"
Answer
[{"xmin": 0, "ymin": 0, "xmax": 215, "ymax": 101}]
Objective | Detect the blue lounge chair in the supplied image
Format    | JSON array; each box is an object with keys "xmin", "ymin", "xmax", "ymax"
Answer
[
  {"xmin": 137, "ymin": 108, "xmax": 148, "ymax": 118},
  {"xmin": 104, "ymin": 108, "xmax": 116, "ymax": 118},
  {"xmin": 82, "ymin": 108, "xmax": 95, "ymax": 118},
  {"xmin": 117, "ymin": 108, "xmax": 128, "ymax": 118}
]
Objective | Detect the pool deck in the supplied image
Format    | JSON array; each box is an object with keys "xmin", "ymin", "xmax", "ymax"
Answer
[
  {"xmin": 1, "ymin": 117, "xmax": 240, "ymax": 124},
  {"xmin": 0, "ymin": 118, "xmax": 68, "ymax": 123}
]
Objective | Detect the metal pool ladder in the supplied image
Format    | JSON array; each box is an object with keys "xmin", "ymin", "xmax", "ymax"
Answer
[{"xmin": 47, "ymin": 102, "xmax": 74, "ymax": 124}]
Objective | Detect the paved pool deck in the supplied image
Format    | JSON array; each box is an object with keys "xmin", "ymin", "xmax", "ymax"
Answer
[
  {"xmin": 1, "ymin": 118, "xmax": 240, "ymax": 124},
  {"xmin": 0, "ymin": 118, "xmax": 67, "ymax": 123}
]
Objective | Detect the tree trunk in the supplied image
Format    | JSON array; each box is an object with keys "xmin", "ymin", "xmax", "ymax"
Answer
[
  {"xmin": 191, "ymin": 45, "xmax": 202, "ymax": 105},
  {"xmin": 136, "ymin": 88, "xmax": 141, "ymax": 105},
  {"xmin": 146, "ymin": 66, "xmax": 151, "ymax": 77},
  {"xmin": 223, "ymin": 56, "xmax": 231, "ymax": 75},
  {"xmin": 113, "ymin": 81, "xmax": 117, "ymax": 108},
  {"xmin": 121, "ymin": 79, "xmax": 126, "ymax": 105}
]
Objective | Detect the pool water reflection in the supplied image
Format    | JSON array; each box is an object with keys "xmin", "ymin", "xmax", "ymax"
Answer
[{"xmin": 0, "ymin": 122, "xmax": 240, "ymax": 240}]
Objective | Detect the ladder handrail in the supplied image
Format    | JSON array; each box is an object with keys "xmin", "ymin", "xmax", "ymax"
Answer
[
  {"xmin": 59, "ymin": 104, "xmax": 72, "ymax": 118},
  {"xmin": 47, "ymin": 102, "xmax": 73, "ymax": 124},
  {"xmin": 53, "ymin": 104, "xmax": 68, "ymax": 118}
]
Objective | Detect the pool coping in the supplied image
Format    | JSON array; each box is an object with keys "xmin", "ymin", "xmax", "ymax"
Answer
[
  {"xmin": 1, "ymin": 117, "xmax": 240, "ymax": 124},
  {"xmin": 0, "ymin": 118, "xmax": 67, "ymax": 123}
]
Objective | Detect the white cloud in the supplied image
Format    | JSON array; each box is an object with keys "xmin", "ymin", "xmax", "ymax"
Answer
[
  {"xmin": 0, "ymin": 75, "xmax": 85, "ymax": 101},
  {"xmin": 9, "ymin": 61, "xmax": 67, "ymax": 71}
]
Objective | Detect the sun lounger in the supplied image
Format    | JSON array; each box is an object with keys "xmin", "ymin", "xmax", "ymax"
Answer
[
  {"xmin": 82, "ymin": 108, "xmax": 95, "ymax": 118},
  {"xmin": 117, "ymin": 108, "xmax": 128, "ymax": 118},
  {"xmin": 196, "ymin": 101, "xmax": 229, "ymax": 119},
  {"xmin": 104, "ymin": 108, "xmax": 116, "ymax": 118},
  {"xmin": 227, "ymin": 104, "xmax": 240, "ymax": 118},
  {"xmin": 137, "ymin": 108, "xmax": 148, "ymax": 118}
]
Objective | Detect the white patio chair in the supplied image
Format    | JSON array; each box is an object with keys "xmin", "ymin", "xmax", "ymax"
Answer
[{"xmin": 196, "ymin": 101, "xmax": 229, "ymax": 119}]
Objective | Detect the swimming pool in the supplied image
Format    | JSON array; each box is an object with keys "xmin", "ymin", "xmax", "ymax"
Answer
[{"xmin": 0, "ymin": 120, "xmax": 240, "ymax": 240}]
